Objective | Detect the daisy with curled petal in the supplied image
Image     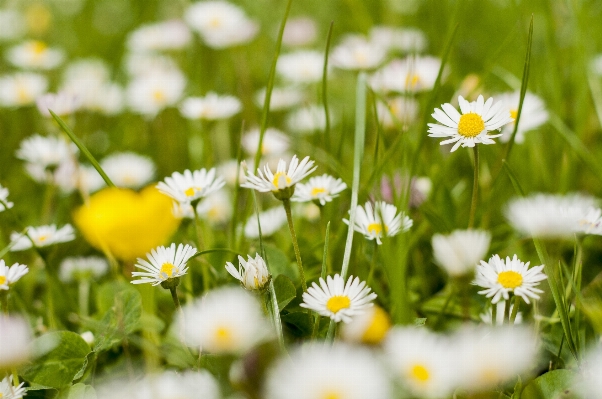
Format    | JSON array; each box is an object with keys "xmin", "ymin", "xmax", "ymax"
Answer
[
  {"xmin": 300, "ymin": 274, "xmax": 377, "ymax": 323},
  {"xmin": 428, "ymin": 95, "xmax": 514, "ymax": 152},
  {"xmin": 131, "ymin": 243, "xmax": 197, "ymax": 286},
  {"xmin": 473, "ymin": 254, "xmax": 547, "ymax": 304},
  {"xmin": 157, "ymin": 168, "xmax": 225, "ymax": 204},
  {"xmin": 10, "ymin": 224, "xmax": 75, "ymax": 251},
  {"xmin": 291, "ymin": 174, "xmax": 347, "ymax": 206},
  {"xmin": 344, "ymin": 201, "xmax": 413, "ymax": 245},
  {"xmin": 241, "ymin": 155, "xmax": 317, "ymax": 199},
  {"xmin": 0, "ymin": 260, "xmax": 29, "ymax": 290},
  {"xmin": 225, "ymin": 253, "xmax": 270, "ymax": 291}
]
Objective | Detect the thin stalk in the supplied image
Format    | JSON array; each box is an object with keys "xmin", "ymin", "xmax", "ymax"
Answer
[
  {"xmin": 312, "ymin": 222, "xmax": 330, "ymax": 340},
  {"xmin": 366, "ymin": 241, "xmax": 378, "ymax": 287},
  {"xmin": 282, "ymin": 198, "xmax": 307, "ymax": 291},
  {"xmin": 170, "ymin": 287, "xmax": 182, "ymax": 311},
  {"xmin": 40, "ymin": 178, "xmax": 56, "ymax": 224},
  {"xmin": 504, "ymin": 297, "xmax": 511, "ymax": 324},
  {"xmin": 192, "ymin": 207, "xmax": 208, "ymax": 295},
  {"xmin": 434, "ymin": 285, "xmax": 456, "ymax": 329},
  {"xmin": 0, "ymin": 293, "xmax": 8, "ymax": 313},
  {"xmin": 12, "ymin": 369, "xmax": 20, "ymax": 386},
  {"xmin": 491, "ymin": 301, "xmax": 498, "ymax": 326},
  {"xmin": 321, "ymin": 21, "xmax": 334, "ymax": 151},
  {"xmin": 468, "ymin": 146, "xmax": 479, "ymax": 229},
  {"xmin": 510, "ymin": 296, "xmax": 521, "ymax": 324},
  {"xmin": 78, "ymin": 279, "xmax": 90, "ymax": 319}
]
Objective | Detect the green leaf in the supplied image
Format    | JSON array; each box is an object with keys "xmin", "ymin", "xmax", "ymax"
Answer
[
  {"xmin": 273, "ymin": 274, "xmax": 296, "ymax": 310},
  {"xmin": 414, "ymin": 318, "xmax": 427, "ymax": 326},
  {"xmin": 20, "ymin": 331, "xmax": 91, "ymax": 389},
  {"xmin": 511, "ymin": 376, "xmax": 523, "ymax": 399},
  {"xmin": 93, "ymin": 288, "xmax": 142, "ymax": 352},
  {"xmin": 57, "ymin": 383, "xmax": 97, "ymax": 399},
  {"xmin": 281, "ymin": 311, "xmax": 314, "ymax": 338},
  {"xmin": 264, "ymin": 244, "xmax": 298, "ymax": 282},
  {"xmin": 521, "ymin": 370, "xmax": 578, "ymax": 399}
]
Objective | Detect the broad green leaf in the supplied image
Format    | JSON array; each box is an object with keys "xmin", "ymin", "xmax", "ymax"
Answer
[
  {"xmin": 93, "ymin": 288, "xmax": 142, "ymax": 352},
  {"xmin": 273, "ymin": 274, "xmax": 296, "ymax": 310},
  {"xmin": 521, "ymin": 370, "xmax": 578, "ymax": 399},
  {"xmin": 281, "ymin": 311, "xmax": 313, "ymax": 337},
  {"xmin": 20, "ymin": 331, "xmax": 90, "ymax": 389},
  {"xmin": 264, "ymin": 244, "xmax": 298, "ymax": 282},
  {"xmin": 57, "ymin": 383, "xmax": 97, "ymax": 399},
  {"xmin": 414, "ymin": 318, "xmax": 427, "ymax": 326}
]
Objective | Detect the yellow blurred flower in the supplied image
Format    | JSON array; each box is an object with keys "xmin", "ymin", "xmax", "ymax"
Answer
[{"xmin": 73, "ymin": 186, "xmax": 180, "ymax": 261}]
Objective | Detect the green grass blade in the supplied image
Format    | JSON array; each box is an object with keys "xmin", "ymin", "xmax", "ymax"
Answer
[
  {"xmin": 50, "ymin": 110, "xmax": 115, "ymax": 188},
  {"xmin": 312, "ymin": 222, "xmax": 330, "ymax": 340},
  {"xmin": 322, "ymin": 21, "xmax": 334, "ymax": 151}
]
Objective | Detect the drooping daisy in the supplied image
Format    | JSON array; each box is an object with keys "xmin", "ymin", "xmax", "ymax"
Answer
[
  {"xmin": 301, "ymin": 274, "xmax": 377, "ymax": 323},
  {"xmin": 156, "ymin": 168, "xmax": 225, "ymax": 204},
  {"xmin": 384, "ymin": 327, "xmax": 458, "ymax": 398},
  {"xmin": 494, "ymin": 91, "xmax": 549, "ymax": 143},
  {"xmin": 241, "ymin": 127, "xmax": 290, "ymax": 157},
  {"xmin": 369, "ymin": 56, "xmax": 442, "ymax": 93},
  {"xmin": 0, "ymin": 375, "xmax": 26, "ymax": 399},
  {"xmin": 16, "ymin": 134, "xmax": 78, "ymax": 171},
  {"xmin": 266, "ymin": 343, "xmax": 392, "ymax": 399},
  {"xmin": 431, "ymin": 229, "xmax": 491, "ymax": 277},
  {"xmin": 340, "ymin": 304, "xmax": 391, "ymax": 345},
  {"xmin": 243, "ymin": 206, "xmax": 287, "ymax": 238},
  {"xmin": 0, "ymin": 260, "xmax": 28, "ymax": 290},
  {"xmin": 179, "ymin": 92, "xmax": 242, "ymax": 120},
  {"xmin": 276, "ymin": 50, "xmax": 326, "ymax": 84},
  {"xmin": 179, "ymin": 286, "xmax": 272, "ymax": 354},
  {"xmin": 10, "ymin": 224, "xmax": 75, "ymax": 251},
  {"xmin": 428, "ymin": 95, "xmax": 514, "ymax": 152},
  {"xmin": 6, "ymin": 39, "xmax": 65, "ymax": 70},
  {"xmin": 241, "ymin": 155, "xmax": 317, "ymax": 199},
  {"xmin": 131, "ymin": 243, "xmax": 197, "ymax": 286},
  {"xmin": 100, "ymin": 152, "xmax": 156, "ymax": 189},
  {"xmin": 0, "ymin": 184, "xmax": 14, "ymax": 212},
  {"xmin": 126, "ymin": 20, "xmax": 192, "ymax": 52},
  {"xmin": 225, "ymin": 253, "xmax": 270, "ymax": 291},
  {"xmin": 291, "ymin": 174, "xmax": 347, "ymax": 206},
  {"xmin": 344, "ymin": 201, "xmax": 413, "ymax": 245},
  {"xmin": 0, "ymin": 315, "xmax": 32, "ymax": 368},
  {"xmin": 0, "ymin": 72, "xmax": 48, "ymax": 107},
  {"xmin": 479, "ymin": 300, "xmax": 522, "ymax": 326},
  {"xmin": 126, "ymin": 69, "xmax": 186, "ymax": 117},
  {"xmin": 473, "ymin": 254, "xmax": 547, "ymax": 304},
  {"xmin": 59, "ymin": 256, "xmax": 109, "ymax": 283},
  {"xmin": 331, "ymin": 35, "xmax": 387, "ymax": 71}
]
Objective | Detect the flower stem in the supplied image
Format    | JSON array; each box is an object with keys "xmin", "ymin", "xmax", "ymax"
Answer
[
  {"xmin": 170, "ymin": 287, "xmax": 181, "ymax": 311},
  {"xmin": 510, "ymin": 295, "xmax": 521, "ymax": 324},
  {"xmin": 78, "ymin": 279, "xmax": 90, "ymax": 319},
  {"xmin": 268, "ymin": 281, "xmax": 286, "ymax": 352},
  {"xmin": 366, "ymin": 241, "xmax": 378, "ymax": 287},
  {"xmin": 468, "ymin": 145, "xmax": 479, "ymax": 229},
  {"xmin": 282, "ymin": 198, "xmax": 307, "ymax": 291},
  {"xmin": 504, "ymin": 297, "xmax": 512, "ymax": 324},
  {"xmin": 491, "ymin": 301, "xmax": 498, "ymax": 325}
]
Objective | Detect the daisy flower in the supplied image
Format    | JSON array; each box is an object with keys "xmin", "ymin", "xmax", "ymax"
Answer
[
  {"xmin": 0, "ymin": 315, "xmax": 32, "ymax": 368},
  {"xmin": 241, "ymin": 127, "xmax": 290, "ymax": 157},
  {"xmin": 473, "ymin": 254, "xmax": 547, "ymax": 304},
  {"xmin": 179, "ymin": 286, "xmax": 272, "ymax": 354},
  {"xmin": 428, "ymin": 95, "xmax": 514, "ymax": 152},
  {"xmin": 300, "ymin": 274, "xmax": 377, "ymax": 323},
  {"xmin": 276, "ymin": 50, "xmax": 326, "ymax": 84},
  {"xmin": 131, "ymin": 243, "xmax": 197, "ymax": 286},
  {"xmin": 344, "ymin": 201, "xmax": 413, "ymax": 245},
  {"xmin": 580, "ymin": 207, "xmax": 602, "ymax": 235},
  {"xmin": 431, "ymin": 229, "xmax": 491, "ymax": 277},
  {"xmin": 100, "ymin": 152, "xmax": 156, "ymax": 189},
  {"xmin": 494, "ymin": 91, "xmax": 549, "ymax": 143},
  {"xmin": 59, "ymin": 256, "xmax": 109, "ymax": 283},
  {"xmin": 156, "ymin": 168, "xmax": 225, "ymax": 204},
  {"xmin": 36, "ymin": 91, "xmax": 81, "ymax": 117},
  {"xmin": 16, "ymin": 134, "xmax": 77, "ymax": 171},
  {"xmin": 225, "ymin": 253, "xmax": 270, "ymax": 291},
  {"xmin": 254, "ymin": 86, "xmax": 303, "ymax": 111},
  {"xmin": 369, "ymin": 56, "xmax": 441, "ymax": 93},
  {"xmin": 291, "ymin": 174, "xmax": 347, "ymax": 205},
  {"xmin": 10, "ymin": 224, "xmax": 75, "ymax": 251},
  {"xmin": 243, "ymin": 206, "xmax": 287, "ymax": 238},
  {"xmin": 126, "ymin": 20, "xmax": 192, "ymax": 52},
  {"xmin": 179, "ymin": 92, "xmax": 242, "ymax": 120},
  {"xmin": 282, "ymin": 17, "xmax": 317, "ymax": 47},
  {"xmin": 0, "ymin": 184, "xmax": 14, "ymax": 212},
  {"xmin": 0, "ymin": 9, "xmax": 26, "ymax": 41},
  {"xmin": 375, "ymin": 95, "xmax": 419, "ymax": 129},
  {"xmin": 6, "ymin": 40, "xmax": 65, "ymax": 70},
  {"xmin": 265, "ymin": 344, "xmax": 392, "ymax": 399},
  {"xmin": 0, "ymin": 260, "xmax": 28, "ymax": 290},
  {"xmin": 0, "ymin": 72, "xmax": 48, "ymax": 107},
  {"xmin": 286, "ymin": 104, "xmax": 332, "ymax": 134},
  {"xmin": 331, "ymin": 35, "xmax": 387, "ymax": 71},
  {"xmin": 340, "ymin": 304, "xmax": 391, "ymax": 345},
  {"xmin": 126, "ymin": 69, "xmax": 186, "ymax": 117},
  {"xmin": 0, "ymin": 375, "xmax": 26, "ymax": 399},
  {"xmin": 241, "ymin": 155, "xmax": 317, "ymax": 199},
  {"xmin": 479, "ymin": 300, "xmax": 522, "ymax": 326}
]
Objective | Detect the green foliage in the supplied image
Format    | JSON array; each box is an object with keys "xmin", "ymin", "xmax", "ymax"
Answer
[
  {"xmin": 273, "ymin": 274, "xmax": 296, "ymax": 311},
  {"xmin": 521, "ymin": 370, "xmax": 578, "ymax": 399}
]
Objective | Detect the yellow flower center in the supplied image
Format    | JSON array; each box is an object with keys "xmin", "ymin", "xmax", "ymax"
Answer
[
  {"xmin": 160, "ymin": 262, "xmax": 177, "ymax": 278},
  {"xmin": 153, "ymin": 90, "xmax": 166, "ymax": 103},
  {"xmin": 457, "ymin": 112, "xmax": 485, "ymax": 137},
  {"xmin": 17, "ymin": 85, "xmax": 31, "ymax": 103},
  {"xmin": 214, "ymin": 326, "xmax": 233, "ymax": 349},
  {"xmin": 184, "ymin": 187, "xmax": 196, "ymax": 197},
  {"xmin": 209, "ymin": 17, "xmax": 222, "ymax": 28},
  {"xmin": 361, "ymin": 306, "xmax": 391, "ymax": 344},
  {"xmin": 38, "ymin": 235, "xmax": 49, "ymax": 243},
  {"xmin": 510, "ymin": 109, "xmax": 518, "ymax": 120},
  {"xmin": 310, "ymin": 187, "xmax": 326, "ymax": 197},
  {"xmin": 272, "ymin": 172, "xmax": 292, "ymax": 189},
  {"xmin": 497, "ymin": 271, "xmax": 523, "ymax": 289},
  {"xmin": 405, "ymin": 73, "xmax": 421, "ymax": 89},
  {"xmin": 322, "ymin": 391, "xmax": 342, "ymax": 399},
  {"xmin": 31, "ymin": 40, "xmax": 48, "ymax": 55},
  {"xmin": 0, "ymin": 276, "xmax": 6, "ymax": 286},
  {"xmin": 326, "ymin": 295, "xmax": 351, "ymax": 314},
  {"xmin": 367, "ymin": 223, "xmax": 388, "ymax": 235},
  {"xmin": 410, "ymin": 364, "xmax": 430, "ymax": 382}
]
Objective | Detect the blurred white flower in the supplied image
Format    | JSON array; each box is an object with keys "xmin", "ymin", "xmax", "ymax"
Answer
[
  {"xmin": 431, "ymin": 229, "xmax": 491, "ymax": 277},
  {"xmin": 80, "ymin": 331, "xmax": 95, "ymax": 345},
  {"xmin": 196, "ymin": 189, "xmax": 232, "ymax": 225},
  {"xmin": 369, "ymin": 26, "xmax": 427, "ymax": 53},
  {"xmin": 217, "ymin": 159, "xmax": 246, "ymax": 186},
  {"xmin": 132, "ymin": 243, "xmax": 197, "ymax": 286},
  {"xmin": 16, "ymin": 134, "xmax": 77, "ymax": 171},
  {"xmin": 580, "ymin": 207, "xmax": 602, "ymax": 235},
  {"xmin": 6, "ymin": 40, "xmax": 65, "ymax": 70},
  {"xmin": 124, "ymin": 53, "xmax": 180, "ymax": 77},
  {"xmin": 10, "ymin": 224, "xmax": 75, "ymax": 251},
  {"xmin": 179, "ymin": 286, "xmax": 272, "ymax": 354},
  {"xmin": 292, "ymin": 174, "xmax": 347, "ymax": 206},
  {"xmin": 36, "ymin": 91, "xmax": 82, "ymax": 117},
  {"xmin": 225, "ymin": 253, "xmax": 270, "ymax": 290},
  {"xmin": 494, "ymin": 91, "xmax": 549, "ymax": 143},
  {"xmin": 266, "ymin": 344, "xmax": 391, "ymax": 399},
  {"xmin": 179, "ymin": 92, "xmax": 241, "ymax": 120},
  {"xmin": 241, "ymin": 127, "xmax": 290, "ymax": 157},
  {"xmin": 0, "ymin": 315, "xmax": 32, "ymax": 368},
  {"xmin": 0, "ymin": 72, "xmax": 48, "ymax": 106},
  {"xmin": 370, "ymin": 56, "xmax": 442, "ymax": 93},
  {"xmin": 101, "ymin": 152, "xmax": 155, "ymax": 189},
  {"xmin": 0, "ymin": 260, "xmax": 28, "ymax": 290},
  {"xmin": 581, "ymin": 346, "xmax": 602, "ymax": 398},
  {"xmin": 282, "ymin": 17, "xmax": 317, "ymax": 47},
  {"xmin": 126, "ymin": 69, "xmax": 186, "ymax": 116},
  {"xmin": 0, "ymin": 375, "xmax": 26, "ymax": 399},
  {"xmin": 244, "ymin": 206, "xmax": 287, "ymax": 239},
  {"xmin": 127, "ymin": 20, "xmax": 192, "ymax": 52},
  {"xmin": 331, "ymin": 35, "xmax": 387, "ymax": 71},
  {"xmin": 185, "ymin": 1, "xmax": 258, "ymax": 49},
  {"xmin": 0, "ymin": 9, "xmax": 26, "ymax": 42},
  {"xmin": 277, "ymin": 50, "xmax": 326, "ymax": 84},
  {"xmin": 254, "ymin": 86, "xmax": 304, "ymax": 111},
  {"xmin": 344, "ymin": 201, "xmax": 412, "ymax": 245},
  {"xmin": 157, "ymin": 168, "xmax": 225, "ymax": 204},
  {"xmin": 376, "ymin": 95, "xmax": 419, "ymax": 129},
  {"xmin": 340, "ymin": 304, "xmax": 391, "ymax": 345},
  {"xmin": 286, "ymin": 104, "xmax": 331, "ymax": 134},
  {"xmin": 0, "ymin": 184, "xmax": 14, "ymax": 212},
  {"xmin": 59, "ymin": 256, "xmax": 109, "ymax": 283}
]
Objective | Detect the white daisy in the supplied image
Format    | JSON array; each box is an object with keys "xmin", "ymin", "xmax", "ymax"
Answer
[
  {"xmin": 6, "ymin": 40, "xmax": 65, "ymax": 70},
  {"xmin": 179, "ymin": 92, "xmax": 241, "ymax": 120},
  {"xmin": 217, "ymin": 159, "xmax": 246, "ymax": 186},
  {"xmin": 580, "ymin": 207, "xmax": 602, "ymax": 235},
  {"xmin": 254, "ymin": 86, "xmax": 304, "ymax": 111},
  {"xmin": 241, "ymin": 155, "xmax": 317, "ymax": 197},
  {"xmin": 376, "ymin": 95, "xmax": 419, "ymax": 129},
  {"xmin": 131, "ymin": 243, "xmax": 197, "ymax": 286},
  {"xmin": 124, "ymin": 53, "xmax": 180, "ymax": 77},
  {"xmin": 0, "ymin": 9, "xmax": 26, "ymax": 42},
  {"xmin": 225, "ymin": 253, "xmax": 270, "ymax": 290},
  {"xmin": 581, "ymin": 346, "xmax": 602, "ymax": 398},
  {"xmin": 291, "ymin": 174, "xmax": 347, "ymax": 206},
  {"xmin": 0, "ymin": 72, "xmax": 48, "ymax": 106},
  {"xmin": 369, "ymin": 26, "xmax": 427, "ymax": 53},
  {"xmin": 10, "ymin": 224, "xmax": 75, "ymax": 251},
  {"xmin": 494, "ymin": 91, "xmax": 549, "ymax": 143},
  {"xmin": 369, "ymin": 56, "xmax": 441, "ymax": 93},
  {"xmin": 179, "ymin": 286, "xmax": 272, "ymax": 354},
  {"xmin": 331, "ymin": 35, "xmax": 387, "ymax": 71},
  {"xmin": 59, "ymin": 256, "xmax": 109, "ymax": 283},
  {"xmin": 479, "ymin": 300, "xmax": 522, "ymax": 326},
  {"xmin": 474, "ymin": 254, "xmax": 547, "ymax": 304},
  {"xmin": 505, "ymin": 193, "xmax": 598, "ymax": 239},
  {"xmin": 0, "ymin": 184, "xmax": 14, "ymax": 212},
  {"xmin": 0, "ymin": 375, "xmax": 26, "ymax": 399},
  {"xmin": 276, "ymin": 50, "xmax": 326, "ymax": 84},
  {"xmin": 36, "ymin": 91, "xmax": 82, "ymax": 117},
  {"xmin": 282, "ymin": 17, "xmax": 317, "ymax": 47},
  {"xmin": 127, "ymin": 20, "xmax": 192, "ymax": 52},
  {"xmin": 286, "ymin": 104, "xmax": 331, "ymax": 134},
  {"xmin": 428, "ymin": 95, "xmax": 514, "ymax": 152},
  {"xmin": 196, "ymin": 189, "xmax": 233, "ymax": 225},
  {"xmin": 340, "ymin": 304, "xmax": 391, "ymax": 345},
  {"xmin": 300, "ymin": 274, "xmax": 377, "ymax": 323},
  {"xmin": 344, "ymin": 201, "xmax": 413, "ymax": 245},
  {"xmin": 431, "ymin": 229, "xmax": 491, "ymax": 277},
  {"xmin": 156, "ymin": 168, "xmax": 225, "ymax": 204},
  {"xmin": 101, "ymin": 152, "xmax": 155, "ymax": 189},
  {"xmin": 16, "ymin": 134, "xmax": 78, "ymax": 171},
  {"xmin": 241, "ymin": 127, "xmax": 290, "ymax": 157},
  {"xmin": 244, "ymin": 206, "xmax": 287, "ymax": 238},
  {"xmin": 126, "ymin": 69, "xmax": 186, "ymax": 117},
  {"xmin": 0, "ymin": 260, "xmax": 28, "ymax": 290},
  {"xmin": 0, "ymin": 315, "xmax": 32, "ymax": 368},
  {"xmin": 384, "ymin": 327, "xmax": 458, "ymax": 398},
  {"xmin": 266, "ymin": 343, "xmax": 392, "ymax": 399}
]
